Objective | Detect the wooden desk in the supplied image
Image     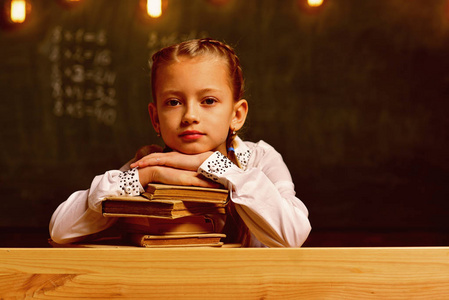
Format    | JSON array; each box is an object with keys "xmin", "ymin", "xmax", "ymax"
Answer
[{"xmin": 1, "ymin": 247, "xmax": 449, "ymax": 299}]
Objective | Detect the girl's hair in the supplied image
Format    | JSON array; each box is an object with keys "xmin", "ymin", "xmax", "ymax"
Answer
[
  {"xmin": 151, "ymin": 38, "xmax": 249, "ymax": 245},
  {"xmin": 151, "ymin": 38, "xmax": 244, "ymax": 103}
]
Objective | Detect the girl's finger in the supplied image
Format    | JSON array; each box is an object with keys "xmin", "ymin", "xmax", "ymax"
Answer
[
  {"xmin": 131, "ymin": 152, "xmax": 170, "ymax": 168},
  {"xmin": 131, "ymin": 153, "xmax": 192, "ymax": 170},
  {"xmin": 131, "ymin": 156, "xmax": 163, "ymax": 168},
  {"xmin": 152, "ymin": 167, "xmax": 220, "ymax": 188},
  {"xmin": 131, "ymin": 151, "xmax": 213, "ymax": 171}
]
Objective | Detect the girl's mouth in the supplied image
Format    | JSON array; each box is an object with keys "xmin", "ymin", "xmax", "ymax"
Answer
[{"xmin": 179, "ymin": 130, "xmax": 205, "ymax": 140}]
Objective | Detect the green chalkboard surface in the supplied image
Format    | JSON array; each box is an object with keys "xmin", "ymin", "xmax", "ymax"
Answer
[{"xmin": 1, "ymin": 0, "xmax": 449, "ymax": 237}]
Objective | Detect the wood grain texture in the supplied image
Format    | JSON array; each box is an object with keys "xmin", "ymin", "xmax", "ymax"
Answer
[{"xmin": 1, "ymin": 247, "xmax": 449, "ymax": 299}]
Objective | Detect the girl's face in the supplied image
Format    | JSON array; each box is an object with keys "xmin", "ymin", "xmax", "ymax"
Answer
[{"xmin": 149, "ymin": 56, "xmax": 247, "ymax": 155}]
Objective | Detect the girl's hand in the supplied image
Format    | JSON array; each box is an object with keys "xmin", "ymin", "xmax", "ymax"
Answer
[
  {"xmin": 130, "ymin": 151, "xmax": 214, "ymax": 171},
  {"xmin": 132, "ymin": 151, "xmax": 219, "ymax": 188},
  {"xmin": 138, "ymin": 165, "xmax": 220, "ymax": 188}
]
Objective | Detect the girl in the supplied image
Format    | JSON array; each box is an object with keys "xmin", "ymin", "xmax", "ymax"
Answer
[{"xmin": 49, "ymin": 38, "xmax": 311, "ymax": 247}]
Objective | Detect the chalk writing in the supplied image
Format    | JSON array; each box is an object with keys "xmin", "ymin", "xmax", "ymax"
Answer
[{"xmin": 49, "ymin": 26, "xmax": 117, "ymax": 126}]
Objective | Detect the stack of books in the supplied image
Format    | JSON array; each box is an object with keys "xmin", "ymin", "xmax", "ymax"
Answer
[{"xmin": 102, "ymin": 183, "xmax": 229, "ymax": 247}]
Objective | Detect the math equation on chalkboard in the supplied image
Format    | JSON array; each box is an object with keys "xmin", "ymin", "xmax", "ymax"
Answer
[{"xmin": 49, "ymin": 26, "xmax": 117, "ymax": 126}]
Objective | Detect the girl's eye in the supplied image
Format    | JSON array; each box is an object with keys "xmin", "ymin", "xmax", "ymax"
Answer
[
  {"xmin": 167, "ymin": 99, "xmax": 181, "ymax": 106},
  {"xmin": 203, "ymin": 98, "xmax": 217, "ymax": 105}
]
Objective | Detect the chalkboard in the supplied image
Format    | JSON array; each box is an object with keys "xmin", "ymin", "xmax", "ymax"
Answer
[{"xmin": 1, "ymin": 0, "xmax": 449, "ymax": 241}]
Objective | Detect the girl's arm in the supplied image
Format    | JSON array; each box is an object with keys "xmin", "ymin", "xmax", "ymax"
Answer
[
  {"xmin": 49, "ymin": 146, "xmax": 216, "ymax": 244},
  {"xmin": 49, "ymin": 189, "xmax": 118, "ymax": 244},
  {"xmin": 127, "ymin": 141, "xmax": 311, "ymax": 247},
  {"xmin": 198, "ymin": 141, "xmax": 311, "ymax": 247},
  {"xmin": 49, "ymin": 165, "xmax": 143, "ymax": 244}
]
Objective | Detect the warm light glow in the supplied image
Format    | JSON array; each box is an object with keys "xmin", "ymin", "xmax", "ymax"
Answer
[
  {"xmin": 147, "ymin": 0, "xmax": 162, "ymax": 18},
  {"xmin": 10, "ymin": 0, "xmax": 26, "ymax": 23},
  {"xmin": 307, "ymin": 0, "xmax": 323, "ymax": 7}
]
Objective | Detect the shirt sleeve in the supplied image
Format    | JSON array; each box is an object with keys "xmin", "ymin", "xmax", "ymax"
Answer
[
  {"xmin": 198, "ymin": 144, "xmax": 311, "ymax": 247},
  {"xmin": 49, "ymin": 167, "xmax": 144, "ymax": 244}
]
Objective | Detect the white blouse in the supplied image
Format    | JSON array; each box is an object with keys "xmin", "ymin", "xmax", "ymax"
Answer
[{"xmin": 49, "ymin": 137, "xmax": 311, "ymax": 247}]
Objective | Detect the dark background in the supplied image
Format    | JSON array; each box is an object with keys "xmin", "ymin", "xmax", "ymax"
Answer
[{"xmin": 1, "ymin": 0, "xmax": 448, "ymax": 247}]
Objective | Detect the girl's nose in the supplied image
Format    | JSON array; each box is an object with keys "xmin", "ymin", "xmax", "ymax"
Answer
[{"xmin": 182, "ymin": 103, "xmax": 200, "ymax": 124}]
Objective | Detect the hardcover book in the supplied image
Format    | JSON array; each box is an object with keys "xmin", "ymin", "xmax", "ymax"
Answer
[
  {"xmin": 102, "ymin": 195, "xmax": 226, "ymax": 219},
  {"xmin": 118, "ymin": 215, "xmax": 218, "ymax": 235},
  {"xmin": 127, "ymin": 233, "xmax": 226, "ymax": 248},
  {"xmin": 142, "ymin": 183, "xmax": 229, "ymax": 204}
]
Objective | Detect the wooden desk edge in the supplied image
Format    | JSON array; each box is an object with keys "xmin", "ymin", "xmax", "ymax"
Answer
[{"xmin": 1, "ymin": 247, "xmax": 449, "ymax": 299}]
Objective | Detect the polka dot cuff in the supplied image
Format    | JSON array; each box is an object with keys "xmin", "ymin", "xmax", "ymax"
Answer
[
  {"xmin": 236, "ymin": 149, "xmax": 251, "ymax": 170},
  {"xmin": 118, "ymin": 168, "xmax": 143, "ymax": 196},
  {"xmin": 198, "ymin": 152, "xmax": 241, "ymax": 186}
]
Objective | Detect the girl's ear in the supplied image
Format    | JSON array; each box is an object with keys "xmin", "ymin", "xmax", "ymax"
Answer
[
  {"xmin": 148, "ymin": 102, "xmax": 160, "ymax": 134},
  {"xmin": 232, "ymin": 99, "xmax": 248, "ymax": 131}
]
